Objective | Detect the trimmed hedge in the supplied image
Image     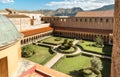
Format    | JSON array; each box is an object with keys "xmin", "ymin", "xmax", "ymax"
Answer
[
  {"xmin": 42, "ymin": 42, "xmax": 59, "ymax": 45},
  {"xmin": 66, "ymin": 53, "xmax": 81, "ymax": 57},
  {"xmin": 38, "ymin": 43, "xmax": 52, "ymax": 48},
  {"xmin": 49, "ymin": 47, "xmax": 56, "ymax": 54},
  {"xmin": 57, "ymin": 46, "xmax": 77, "ymax": 54},
  {"xmin": 36, "ymin": 43, "xmax": 57, "ymax": 55}
]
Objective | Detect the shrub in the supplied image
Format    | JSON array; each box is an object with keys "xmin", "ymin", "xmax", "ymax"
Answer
[
  {"xmin": 60, "ymin": 39, "xmax": 73, "ymax": 50},
  {"xmin": 37, "ymin": 41, "xmax": 41, "ymax": 43},
  {"xmin": 80, "ymin": 39, "xmax": 84, "ymax": 43},
  {"xmin": 55, "ymin": 37, "xmax": 62, "ymax": 41},
  {"xmin": 90, "ymin": 56, "xmax": 103, "ymax": 71},
  {"xmin": 94, "ymin": 36, "xmax": 104, "ymax": 48},
  {"xmin": 49, "ymin": 47, "xmax": 55, "ymax": 54},
  {"xmin": 22, "ymin": 45, "xmax": 35, "ymax": 58},
  {"xmin": 62, "ymin": 39, "xmax": 68, "ymax": 46},
  {"xmin": 97, "ymin": 73, "xmax": 102, "ymax": 77}
]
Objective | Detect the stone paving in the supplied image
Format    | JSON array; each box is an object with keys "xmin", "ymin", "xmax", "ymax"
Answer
[{"xmin": 44, "ymin": 53, "xmax": 64, "ymax": 68}]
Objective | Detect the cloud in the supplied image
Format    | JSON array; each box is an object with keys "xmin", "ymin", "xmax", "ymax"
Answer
[
  {"xmin": 46, "ymin": 0, "xmax": 114, "ymax": 10},
  {"xmin": 0, "ymin": 0, "xmax": 14, "ymax": 3}
]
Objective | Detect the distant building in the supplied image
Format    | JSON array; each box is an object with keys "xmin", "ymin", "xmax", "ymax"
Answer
[
  {"xmin": 42, "ymin": 10, "xmax": 113, "ymax": 44},
  {"xmin": 4, "ymin": 14, "xmax": 31, "ymax": 31},
  {"xmin": 0, "ymin": 15, "xmax": 22, "ymax": 77}
]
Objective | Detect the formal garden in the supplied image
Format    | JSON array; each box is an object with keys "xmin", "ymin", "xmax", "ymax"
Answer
[
  {"xmin": 22, "ymin": 36, "xmax": 112, "ymax": 77},
  {"xmin": 77, "ymin": 37, "xmax": 112, "ymax": 56},
  {"xmin": 52, "ymin": 55, "xmax": 111, "ymax": 77}
]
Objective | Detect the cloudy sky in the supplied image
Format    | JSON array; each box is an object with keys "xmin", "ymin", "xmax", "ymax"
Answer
[{"xmin": 0, "ymin": 0, "xmax": 114, "ymax": 10}]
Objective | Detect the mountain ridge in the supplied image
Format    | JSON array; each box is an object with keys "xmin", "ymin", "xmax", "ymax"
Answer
[{"xmin": 0, "ymin": 4, "xmax": 114, "ymax": 16}]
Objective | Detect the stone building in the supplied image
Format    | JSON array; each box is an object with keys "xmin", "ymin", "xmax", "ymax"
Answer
[
  {"xmin": 4, "ymin": 14, "xmax": 31, "ymax": 31},
  {"xmin": 0, "ymin": 14, "xmax": 71, "ymax": 77},
  {"xmin": 0, "ymin": 15, "xmax": 22, "ymax": 77},
  {"xmin": 42, "ymin": 10, "xmax": 113, "ymax": 44}
]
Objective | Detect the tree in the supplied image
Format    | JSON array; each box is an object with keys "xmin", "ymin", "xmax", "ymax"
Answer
[
  {"xmin": 90, "ymin": 56, "xmax": 103, "ymax": 71},
  {"xmin": 94, "ymin": 36, "xmax": 104, "ymax": 48}
]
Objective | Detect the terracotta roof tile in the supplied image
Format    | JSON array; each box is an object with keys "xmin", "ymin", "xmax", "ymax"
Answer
[
  {"xmin": 76, "ymin": 10, "xmax": 114, "ymax": 17},
  {"xmin": 21, "ymin": 27, "xmax": 53, "ymax": 37}
]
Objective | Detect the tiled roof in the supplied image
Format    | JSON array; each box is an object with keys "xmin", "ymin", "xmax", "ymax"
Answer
[
  {"xmin": 75, "ymin": 10, "xmax": 114, "ymax": 17},
  {"xmin": 54, "ymin": 26, "xmax": 112, "ymax": 34},
  {"xmin": 21, "ymin": 27, "xmax": 53, "ymax": 37},
  {"xmin": 4, "ymin": 14, "xmax": 30, "ymax": 18}
]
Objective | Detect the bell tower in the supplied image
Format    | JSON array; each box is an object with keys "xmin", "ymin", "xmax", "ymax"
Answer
[{"xmin": 111, "ymin": 0, "xmax": 120, "ymax": 77}]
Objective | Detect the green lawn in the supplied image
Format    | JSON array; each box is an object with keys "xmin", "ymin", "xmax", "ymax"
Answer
[
  {"xmin": 23, "ymin": 44, "xmax": 56, "ymax": 65},
  {"xmin": 52, "ymin": 55, "xmax": 91, "ymax": 77},
  {"xmin": 40, "ymin": 36, "xmax": 74, "ymax": 45},
  {"xmin": 77, "ymin": 40, "xmax": 112, "ymax": 56},
  {"xmin": 52, "ymin": 55, "xmax": 111, "ymax": 77}
]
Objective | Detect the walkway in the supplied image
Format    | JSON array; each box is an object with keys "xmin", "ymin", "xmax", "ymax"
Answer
[
  {"xmin": 81, "ymin": 51, "xmax": 111, "ymax": 59},
  {"xmin": 44, "ymin": 53, "xmax": 64, "ymax": 68},
  {"xmin": 73, "ymin": 40, "xmax": 79, "ymax": 45}
]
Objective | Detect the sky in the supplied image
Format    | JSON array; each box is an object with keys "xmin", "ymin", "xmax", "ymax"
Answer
[{"xmin": 0, "ymin": 0, "xmax": 114, "ymax": 10}]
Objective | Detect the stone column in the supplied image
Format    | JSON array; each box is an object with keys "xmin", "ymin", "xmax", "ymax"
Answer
[{"xmin": 111, "ymin": 0, "xmax": 120, "ymax": 77}]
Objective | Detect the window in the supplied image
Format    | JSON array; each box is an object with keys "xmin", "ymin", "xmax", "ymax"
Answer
[
  {"xmin": 95, "ymin": 18, "xmax": 97, "ymax": 22},
  {"xmin": 80, "ymin": 19, "xmax": 82, "ymax": 22},
  {"xmin": 85, "ymin": 18, "xmax": 87, "ymax": 22},
  {"xmin": 89, "ymin": 18, "xmax": 92, "ymax": 22},
  {"xmin": 100, "ymin": 18, "xmax": 103, "ymax": 22},
  {"xmin": 76, "ymin": 18, "xmax": 78, "ymax": 22},
  {"xmin": 106, "ymin": 19, "xmax": 109, "ymax": 23}
]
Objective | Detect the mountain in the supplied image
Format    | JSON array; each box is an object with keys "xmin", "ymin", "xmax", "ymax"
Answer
[
  {"xmin": 54, "ymin": 7, "xmax": 83, "ymax": 16},
  {"xmin": 91, "ymin": 4, "xmax": 114, "ymax": 11},
  {"xmin": 35, "ymin": 7, "xmax": 83, "ymax": 16}
]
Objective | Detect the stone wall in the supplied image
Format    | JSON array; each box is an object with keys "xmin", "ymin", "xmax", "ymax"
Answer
[
  {"xmin": 42, "ymin": 17, "xmax": 113, "ymax": 43},
  {"xmin": 111, "ymin": 0, "xmax": 120, "ymax": 77},
  {"xmin": 9, "ymin": 18, "xmax": 30, "ymax": 31},
  {"xmin": 42, "ymin": 17, "xmax": 113, "ymax": 30}
]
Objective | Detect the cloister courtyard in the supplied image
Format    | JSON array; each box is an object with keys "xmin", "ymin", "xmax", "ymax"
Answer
[{"xmin": 22, "ymin": 36, "xmax": 112, "ymax": 77}]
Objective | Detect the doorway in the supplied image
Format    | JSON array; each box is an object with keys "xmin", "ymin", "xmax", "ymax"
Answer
[{"xmin": 0, "ymin": 57, "xmax": 8, "ymax": 77}]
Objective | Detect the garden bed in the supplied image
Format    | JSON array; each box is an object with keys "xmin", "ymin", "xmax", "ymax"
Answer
[
  {"xmin": 22, "ymin": 44, "xmax": 56, "ymax": 65},
  {"xmin": 57, "ymin": 46, "xmax": 77, "ymax": 54},
  {"xmin": 77, "ymin": 40, "xmax": 112, "ymax": 56},
  {"xmin": 52, "ymin": 55, "xmax": 111, "ymax": 77},
  {"xmin": 40, "ymin": 36, "xmax": 73, "ymax": 45}
]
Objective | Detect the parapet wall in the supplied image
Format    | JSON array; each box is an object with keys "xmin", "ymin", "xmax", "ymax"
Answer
[{"xmin": 42, "ymin": 17, "xmax": 113, "ymax": 30}]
